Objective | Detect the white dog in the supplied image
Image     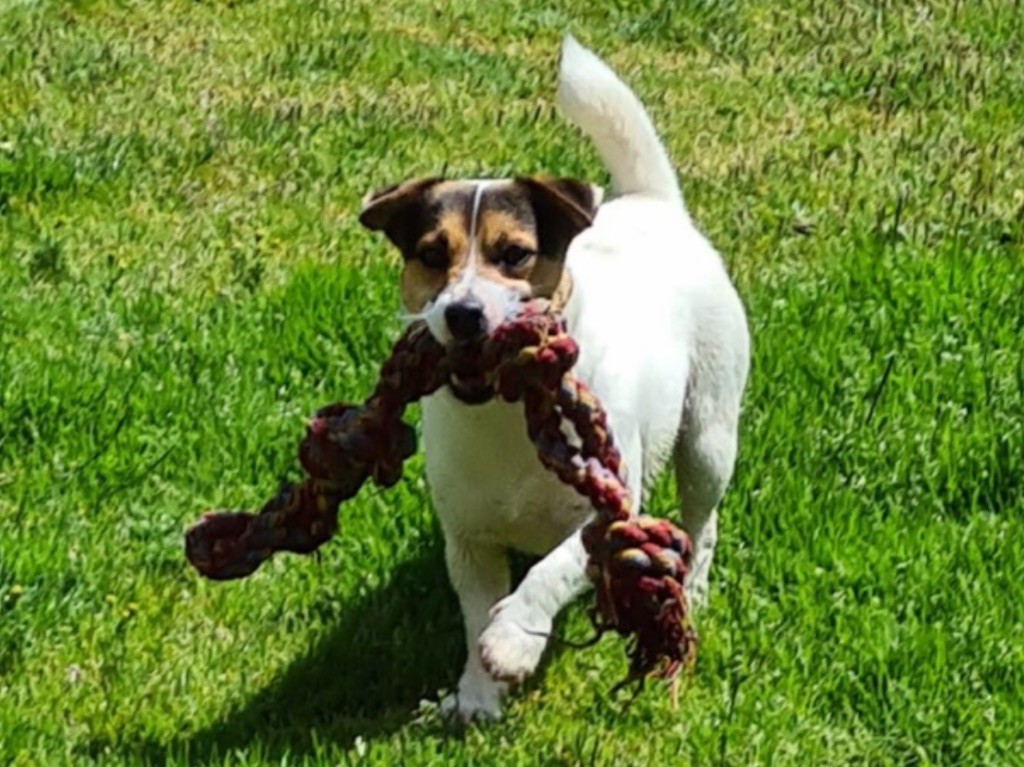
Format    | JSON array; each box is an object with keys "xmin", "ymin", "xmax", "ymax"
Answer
[{"xmin": 358, "ymin": 35, "xmax": 750, "ymax": 722}]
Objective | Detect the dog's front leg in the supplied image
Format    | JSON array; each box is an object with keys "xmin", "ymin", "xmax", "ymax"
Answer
[
  {"xmin": 441, "ymin": 537, "xmax": 510, "ymax": 722},
  {"xmin": 479, "ymin": 529, "xmax": 590, "ymax": 685}
]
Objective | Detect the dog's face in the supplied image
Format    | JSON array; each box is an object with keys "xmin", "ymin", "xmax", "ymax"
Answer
[{"xmin": 359, "ymin": 177, "xmax": 601, "ymax": 351}]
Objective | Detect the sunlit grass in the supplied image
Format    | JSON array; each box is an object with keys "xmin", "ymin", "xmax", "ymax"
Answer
[{"xmin": 2, "ymin": 1, "xmax": 1023, "ymax": 765}]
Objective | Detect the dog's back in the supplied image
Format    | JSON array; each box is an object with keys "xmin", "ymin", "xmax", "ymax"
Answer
[{"xmin": 556, "ymin": 36, "xmax": 749, "ymax": 495}]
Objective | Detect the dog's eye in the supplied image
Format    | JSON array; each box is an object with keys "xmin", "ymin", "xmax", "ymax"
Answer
[
  {"xmin": 416, "ymin": 241, "xmax": 449, "ymax": 270},
  {"xmin": 499, "ymin": 245, "xmax": 535, "ymax": 270}
]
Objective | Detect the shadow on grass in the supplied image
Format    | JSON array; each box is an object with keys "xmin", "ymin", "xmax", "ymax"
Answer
[{"xmin": 101, "ymin": 545, "xmax": 466, "ymax": 764}]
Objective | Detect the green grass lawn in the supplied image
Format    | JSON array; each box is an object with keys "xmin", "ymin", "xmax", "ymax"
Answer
[{"xmin": 2, "ymin": 1, "xmax": 1023, "ymax": 764}]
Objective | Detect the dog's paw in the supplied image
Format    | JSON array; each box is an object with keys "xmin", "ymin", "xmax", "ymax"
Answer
[
  {"xmin": 440, "ymin": 680, "xmax": 505, "ymax": 724},
  {"xmin": 479, "ymin": 597, "xmax": 550, "ymax": 684}
]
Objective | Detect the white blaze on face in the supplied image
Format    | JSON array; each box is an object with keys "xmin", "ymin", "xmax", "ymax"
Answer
[{"xmin": 457, "ymin": 182, "xmax": 488, "ymax": 290}]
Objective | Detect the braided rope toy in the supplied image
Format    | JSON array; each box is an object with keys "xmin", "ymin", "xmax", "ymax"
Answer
[{"xmin": 185, "ymin": 303, "xmax": 697, "ymax": 686}]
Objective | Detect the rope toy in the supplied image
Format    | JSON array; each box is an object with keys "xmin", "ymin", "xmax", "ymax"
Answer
[{"xmin": 185, "ymin": 303, "xmax": 697, "ymax": 686}]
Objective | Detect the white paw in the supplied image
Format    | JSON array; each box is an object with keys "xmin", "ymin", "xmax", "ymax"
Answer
[
  {"xmin": 440, "ymin": 675, "xmax": 506, "ymax": 724},
  {"xmin": 479, "ymin": 597, "xmax": 550, "ymax": 684}
]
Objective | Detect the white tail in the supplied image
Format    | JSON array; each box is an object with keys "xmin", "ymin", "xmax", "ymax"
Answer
[{"xmin": 556, "ymin": 34, "xmax": 683, "ymax": 206}]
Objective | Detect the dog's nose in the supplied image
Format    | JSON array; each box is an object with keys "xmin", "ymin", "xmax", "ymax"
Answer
[{"xmin": 445, "ymin": 299, "xmax": 486, "ymax": 341}]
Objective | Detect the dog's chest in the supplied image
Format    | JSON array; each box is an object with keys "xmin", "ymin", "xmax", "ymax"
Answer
[{"xmin": 421, "ymin": 389, "xmax": 591, "ymax": 555}]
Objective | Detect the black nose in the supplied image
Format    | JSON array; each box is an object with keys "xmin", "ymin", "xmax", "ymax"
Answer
[{"xmin": 445, "ymin": 299, "xmax": 486, "ymax": 341}]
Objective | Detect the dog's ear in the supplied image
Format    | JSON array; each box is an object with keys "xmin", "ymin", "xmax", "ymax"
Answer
[
  {"xmin": 517, "ymin": 177, "xmax": 603, "ymax": 260},
  {"xmin": 359, "ymin": 177, "xmax": 442, "ymax": 253}
]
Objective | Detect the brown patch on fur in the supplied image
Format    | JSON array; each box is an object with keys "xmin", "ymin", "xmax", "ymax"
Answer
[
  {"xmin": 478, "ymin": 209, "xmax": 538, "ymax": 254},
  {"xmin": 431, "ymin": 210, "xmax": 469, "ymax": 263},
  {"xmin": 516, "ymin": 177, "xmax": 597, "ymax": 263},
  {"xmin": 359, "ymin": 177, "xmax": 442, "ymax": 253},
  {"xmin": 548, "ymin": 269, "xmax": 574, "ymax": 312},
  {"xmin": 526, "ymin": 256, "xmax": 563, "ymax": 298},
  {"xmin": 475, "ymin": 206, "xmax": 549, "ymax": 301},
  {"xmin": 400, "ymin": 260, "xmax": 446, "ymax": 312},
  {"xmin": 399, "ymin": 209, "xmax": 474, "ymax": 311}
]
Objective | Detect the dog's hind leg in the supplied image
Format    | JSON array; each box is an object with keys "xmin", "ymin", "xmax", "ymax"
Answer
[
  {"xmin": 673, "ymin": 320, "xmax": 749, "ymax": 607},
  {"xmin": 673, "ymin": 420, "xmax": 737, "ymax": 607}
]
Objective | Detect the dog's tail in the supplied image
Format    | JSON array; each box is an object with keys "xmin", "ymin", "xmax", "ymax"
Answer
[{"xmin": 556, "ymin": 34, "xmax": 683, "ymax": 206}]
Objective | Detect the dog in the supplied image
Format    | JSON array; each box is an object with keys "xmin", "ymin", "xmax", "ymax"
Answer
[{"xmin": 358, "ymin": 35, "xmax": 750, "ymax": 722}]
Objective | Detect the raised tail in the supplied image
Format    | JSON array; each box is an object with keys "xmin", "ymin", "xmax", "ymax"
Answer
[{"xmin": 556, "ymin": 34, "xmax": 683, "ymax": 206}]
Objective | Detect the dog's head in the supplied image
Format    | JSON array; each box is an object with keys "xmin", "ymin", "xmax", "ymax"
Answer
[{"xmin": 359, "ymin": 177, "xmax": 601, "ymax": 350}]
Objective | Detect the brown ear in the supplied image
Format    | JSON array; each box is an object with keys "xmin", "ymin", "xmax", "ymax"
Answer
[
  {"xmin": 359, "ymin": 177, "xmax": 442, "ymax": 253},
  {"xmin": 516, "ymin": 177, "xmax": 603, "ymax": 260}
]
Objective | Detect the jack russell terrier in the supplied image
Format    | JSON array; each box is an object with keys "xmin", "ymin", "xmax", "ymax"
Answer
[{"xmin": 358, "ymin": 35, "xmax": 750, "ymax": 722}]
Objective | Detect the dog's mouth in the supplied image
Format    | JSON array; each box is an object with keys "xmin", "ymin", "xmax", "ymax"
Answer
[
  {"xmin": 448, "ymin": 371, "xmax": 495, "ymax": 404},
  {"xmin": 446, "ymin": 340, "xmax": 496, "ymax": 404}
]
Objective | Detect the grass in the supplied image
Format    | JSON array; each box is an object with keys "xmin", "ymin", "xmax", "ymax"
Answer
[{"xmin": 2, "ymin": 0, "xmax": 1023, "ymax": 764}]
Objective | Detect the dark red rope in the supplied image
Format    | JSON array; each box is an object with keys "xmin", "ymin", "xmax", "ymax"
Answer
[{"xmin": 185, "ymin": 305, "xmax": 696, "ymax": 685}]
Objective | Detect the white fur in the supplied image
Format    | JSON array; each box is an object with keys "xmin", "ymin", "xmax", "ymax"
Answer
[{"xmin": 424, "ymin": 35, "xmax": 750, "ymax": 722}]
